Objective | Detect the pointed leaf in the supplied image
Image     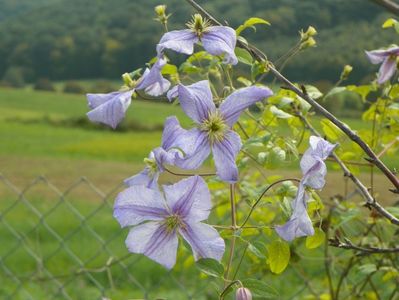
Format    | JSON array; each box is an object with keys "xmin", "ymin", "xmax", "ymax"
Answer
[
  {"xmin": 267, "ymin": 240, "xmax": 290, "ymax": 274},
  {"xmin": 196, "ymin": 258, "xmax": 224, "ymax": 278}
]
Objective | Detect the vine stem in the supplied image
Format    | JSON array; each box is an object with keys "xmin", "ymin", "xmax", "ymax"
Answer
[
  {"xmin": 184, "ymin": 0, "xmax": 399, "ymax": 194},
  {"xmin": 224, "ymin": 184, "xmax": 237, "ymax": 288}
]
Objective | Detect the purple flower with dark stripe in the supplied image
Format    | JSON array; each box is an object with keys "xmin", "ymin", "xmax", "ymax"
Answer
[
  {"xmin": 171, "ymin": 80, "xmax": 272, "ymax": 183},
  {"xmin": 275, "ymin": 136, "xmax": 336, "ymax": 241},
  {"xmin": 124, "ymin": 116, "xmax": 187, "ymax": 189},
  {"xmin": 114, "ymin": 176, "xmax": 225, "ymax": 269},
  {"xmin": 366, "ymin": 46, "xmax": 399, "ymax": 84},
  {"xmin": 157, "ymin": 14, "xmax": 238, "ymax": 65},
  {"xmin": 86, "ymin": 57, "xmax": 170, "ymax": 129}
]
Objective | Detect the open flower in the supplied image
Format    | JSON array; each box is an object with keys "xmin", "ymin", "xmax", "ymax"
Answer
[
  {"xmin": 365, "ymin": 46, "xmax": 399, "ymax": 84},
  {"xmin": 114, "ymin": 176, "xmax": 225, "ymax": 269},
  {"xmin": 86, "ymin": 57, "xmax": 170, "ymax": 128},
  {"xmin": 124, "ymin": 116, "xmax": 187, "ymax": 189},
  {"xmin": 157, "ymin": 14, "xmax": 238, "ymax": 65},
  {"xmin": 275, "ymin": 136, "xmax": 336, "ymax": 241},
  {"xmin": 171, "ymin": 80, "xmax": 272, "ymax": 183}
]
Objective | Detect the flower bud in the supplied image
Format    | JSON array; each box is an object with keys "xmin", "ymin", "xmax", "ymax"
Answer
[
  {"xmin": 236, "ymin": 287, "xmax": 252, "ymax": 300},
  {"xmin": 340, "ymin": 64, "xmax": 353, "ymax": 80},
  {"xmin": 305, "ymin": 26, "xmax": 317, "ymax": 37},
  {"xmin": 300, "ymin": 37, "xmax": 316, "ymax": 50},
  {"xmin": 154, "ymin": 5, "xmax": 167, "ymax": 17},
  {"xmin": 122, "ymin": 72, "xmax": 134, "ymax": 87}
]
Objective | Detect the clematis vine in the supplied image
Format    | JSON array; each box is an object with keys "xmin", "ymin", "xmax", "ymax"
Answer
[
  {"xmin": 275, "ymin": 136, "xmax": 336, "ymax": 241},
  {"xmin": 170, "ymin": 80, "xmax": 273, "ymax": 183},
  {"xmin": 86, "ymin": 57, "xmax": 170, "ymax": 128},
  {"xmin": 365, "ymin": 46, "xmax": 399, "ymax": 84},
  {"xmin": 157, "ymin": 14, "xmax": 238, "ymax": 65},
  {"xmin": 114, "ymin": 176, "xmax": 225, "ymax": 269},
  {"xmin": 124, "ymin": 116, "xmax": 187, "ymax": 189}
]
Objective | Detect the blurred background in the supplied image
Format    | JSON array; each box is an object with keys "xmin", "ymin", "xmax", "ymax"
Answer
[{"xmin": 0, "ymin": 0, "xmax": 397, "ymax": 299}]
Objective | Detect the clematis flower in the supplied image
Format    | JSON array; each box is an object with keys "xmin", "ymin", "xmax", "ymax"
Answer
[
  {"xmin": 275, "ymin": 136, "xmax": 336, "ymax": 241},
  {"xmin": 124, "ymin": 116, "xmax": 187, "ymax": 189},
  {"xmin": 365, "ymin": 46, "xmax": 399, "ymax": 84},
  {"xmin": 171, "ymin": 80, "xmax": 273, "ymax": 183},
  {"xmin": 157, "ymin": 14, "xmax": 238, "ymax": 65},
  {"xmin": 114, "ymin": 176, "xmax": 225, "ymax": 269},
  {"xmin": 86, "ymin": 57, "xmax": 170, "ymax": 128}
]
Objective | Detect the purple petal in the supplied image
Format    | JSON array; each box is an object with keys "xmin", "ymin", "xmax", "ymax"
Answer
[
  {"xmin": 125, "ymin": 222, "xmax": 178, "ymax": 269},
  {"xmin": 136, "ymin": 57, "xmax": 170, "ymax": 96},
  {"xmin": 161, "ymin": 116, "xmax": 187, "ymax": 150},
  {"xmin": 163, "ymin": 176, "xmax": 211, "ymax": 222},
  {"xmin": 212, "ymin": 130, "xmax": 242, "ymax": 183},
  {"xmin": 124, "ymin": 168, "xmax": 159, "ymax": 190},
  {"xmin": 113, "ymin": 185, "xmax": 167, "ymax": 227},
  {"xmin": 275, "ymin": 184, "xmax": 314, "ymax": 241},
  {"xmin": 177, "ymin": 80, "xmax": 216, "ymax": 123},
  {"xmin": 157, "ymin": 29, "xmax": 198, "ymax": 56},
  {"xmin": 174, "ymin": 128, "xmax": 211, "ymax": 170},
  {"xmin": 219, "ymin": 86, "xmax": 273, "ymax": 127},
  {"xmin": 86, "ymin": 90, "xmax": 133, "ymax": 129},
  {"xmin": 179, "ymin": 222, "xmax": 225, "ymax": 261},
  {"xmin": 166, "ymin": 86, "xmax": 178, "ymax": 102},
  {"xmin": 378, "ymin": 56, "xmax": 397, "ymax": 84},
  {"xmin": 365, "ymin": 49, "xmax": 390, "ymax": 64},
  {"xmin": 202, "ymin": 26, "xmax": 238, "ymax": 65},
  {"xmin": 309, "ymin": 136, "xmax": 336, "ymax": 160}
]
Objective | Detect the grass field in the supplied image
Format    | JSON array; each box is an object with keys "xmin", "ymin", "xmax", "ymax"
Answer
[{"xmin": 0, "ymin": 87, "xmax": 398, "ymax": 299}]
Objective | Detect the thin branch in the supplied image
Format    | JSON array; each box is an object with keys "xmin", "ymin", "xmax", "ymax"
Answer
[
  {"xmin": 329, "ymin": 237, "xmax": 399, "ymax": 255},
  {"xmin": 370, "ymin": 0, "xmax": 399, "ymax": 15}
]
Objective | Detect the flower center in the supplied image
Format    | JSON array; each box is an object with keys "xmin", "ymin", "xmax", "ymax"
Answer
[
  {"xmin": 164, "ymin": 214, "xmax": 184, "ymax": 233},
  {"xmin": 199, "ymin": 111, "xmax": 227, "ymax": 144},
  {"xmin": 186, "ymin": 14, "xmax": 211, "ymax": 37},
  {"xmin": 144, "ymin": 157, "xmax": 158, "ymax": 175}
]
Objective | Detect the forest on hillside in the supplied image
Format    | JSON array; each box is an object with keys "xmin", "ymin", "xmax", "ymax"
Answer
[{"xmin": 0, "ymin": 0, "xmax": 394, "ymax": 83}]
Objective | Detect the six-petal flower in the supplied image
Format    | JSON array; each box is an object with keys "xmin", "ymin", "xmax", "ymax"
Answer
[{"xmin": 114, "ymin": 176, "xmax": 225, "ymax": 269}]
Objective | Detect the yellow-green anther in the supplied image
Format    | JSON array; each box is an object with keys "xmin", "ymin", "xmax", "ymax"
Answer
[
  {"xmin": 144, "ymin": 157, "xmax": 158, "ymax": 175},
  {"xmin": 300, "ymin": 37, "xmax": 316, "ymax": 50},
  {"xmin": 122, "ymin": 72, "xmax": 135, "ymax": 88},
  {"xmin": 186, "ymin": 14, "xmax": 212, "ymax": 37},
  {"xmin": 164, "ymin": 215, "xmax": 184, "ymax": 233},
  {"xmin": 154, "ymin": 5, "xmax": 166, "ymax": 17},
  {"xmin": 199, "ymin": 111, "xmax": 227, "ymax": 144}
]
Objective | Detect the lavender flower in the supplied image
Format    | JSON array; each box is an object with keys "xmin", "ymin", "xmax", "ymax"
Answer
[
  {"xmin": 124, "ymin": 116, "xmax": 187, "ymax": 189},
  {"xmin": 157, "ymin": 14, "xmax": 238, "ymax": 65},
  {"xmin": 114, "ymin": 176, "xmax": 225, "ymax": 269},
  {"xmin": 275, "ymin": 136, "xmax": 336, "ymax": 241},
  {"xmin": 86, "ymin": 57, "xmax": 170, "ymax": 128},
  {"xmin": 365, "ymin": 46, "xmax": 399, "ymax": 84},
  {"xmin": 171, "ymin": 80, "xmax": 272, "ymax": 183}
]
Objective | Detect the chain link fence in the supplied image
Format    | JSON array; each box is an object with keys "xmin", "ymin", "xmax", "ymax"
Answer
[{"xmin": 0, "ymin": 174, "xmax": 324, "ymax": 300}]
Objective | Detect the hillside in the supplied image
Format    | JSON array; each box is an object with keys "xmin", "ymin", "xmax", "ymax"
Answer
[{"xmin": 0, "ymin": 0, "xmax": 394, "ymax": 83}]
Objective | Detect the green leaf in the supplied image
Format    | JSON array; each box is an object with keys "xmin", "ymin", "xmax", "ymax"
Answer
[
  {"xmin": 241, "ymin": 279, "xmax": 279, "ymax": 298},
  {"xmin": 324, "ymin": 86, "xmax": 346, "ymax": 100},
  {"xmin": 305, "ymin": 228, "xmax": 325, "ymax": 249},
  {"xmin": 237, "ymin": 76, "xmax": 252, "ymax": 87},
  {"xmin": 236, "ymin": 17, "xmax": 270, "ymax": 35},
  {"xmin": 346, "ymin": 84, "xmax": 377, "ymax": 101},
  {"xmin": 358, "ymin": 264, "xmax": 377, "ymax": 275},
  {"xmin": 248, "ymin": 243, "xmax": 266, "ymax": 259},
  {"xmin": 320, "ymin": 118, "xmax": 343, "ymax": 141},
  {"xmin": 235, "ymin": 47, "xmax": 253, "ymax": 65},
  {"xmin": 195, "ymin": 258, "xmax": 224, "ymax": 278},
  {"xmin": 267, "ymin": 240, "xmax": 290, "ymax": 274},
  {"xmin": 304, "ymin": 85, "xmax": 323, "ymax": 99},
  {"xmin": 269, "ymin": 105, "xmax": 293, "ymax": 119},
  {"xmin": 382, "ymin": 18, "xmax": 399, "ymax": 33},
  {"xmin": 161, "ymin": 64, "xmax": 177, "ymax": 75}
]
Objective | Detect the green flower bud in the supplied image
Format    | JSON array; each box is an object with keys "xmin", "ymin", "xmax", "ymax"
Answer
[
  {"xmin": 340, "ymin": 64, "xmax": 353, "ymax": 80},
  {"xmin": 305, "ymin": 26, "xmax": 317, "ymax": 37},
  {"xmin": 122, "ymin": 72, "xmax": 134, "ymax": 87},
  {"xmin": 154, "ymin": 5, "xmax": 167, "ymax": 17},
  {"xmin": 300, "ymin": 37, "xmax": 316, "ymax": 50}
]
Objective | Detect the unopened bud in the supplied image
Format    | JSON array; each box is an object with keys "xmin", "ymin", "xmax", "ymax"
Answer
[
  {"xmin": 236, "ymin": 287, "xmax": 252, "ymax": 300},
  {"xmin": 305, "ymin": 26, "xmax": 317, "ymax": 37},
  {"xmin": 300, "ymin": 37, "xmax": 316, "ymax": 50},
  {"xmin": 122, "ymin": 73, "xmax": 134, "ymax": 87},
  {"xmin": 340, "ymin": 64, "xmax": 353, "ymax": 80},
  {"xmin": 154, "ymin": 5, "xmax": 167, "ymax": 17}
]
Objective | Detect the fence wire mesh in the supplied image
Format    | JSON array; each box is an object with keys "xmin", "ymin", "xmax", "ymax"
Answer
[{"xmin": 0, "ymin": 174, "xmax": 319, "ymax": 300}]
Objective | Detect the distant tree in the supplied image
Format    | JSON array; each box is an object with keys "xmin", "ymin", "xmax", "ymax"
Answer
[
  {"xmin": 34, "ymin": 78, "xmax": 55, "ymax": 91},
  {"xmin": 63, "ymin": 81, "xmax": 85, "ymax": 94},
  {"xmin": 2, "ymin": 67, "xmax": 25, "ymax": 88}
]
